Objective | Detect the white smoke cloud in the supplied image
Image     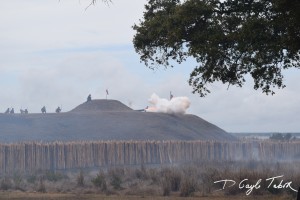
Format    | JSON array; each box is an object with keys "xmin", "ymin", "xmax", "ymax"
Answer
[{"xmin": 146, "ymin": 93, "xmax": 190, "ymax": 114}]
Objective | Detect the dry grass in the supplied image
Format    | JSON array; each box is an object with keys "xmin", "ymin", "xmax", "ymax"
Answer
[{"xmin": 1, "ymin": 161, "xmax": 299, "ymax": 200}]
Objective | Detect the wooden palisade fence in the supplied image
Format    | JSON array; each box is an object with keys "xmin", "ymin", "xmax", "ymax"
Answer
[{"xmin": 0, "ymin": 140, "xmax": 299, "ymax": 174}]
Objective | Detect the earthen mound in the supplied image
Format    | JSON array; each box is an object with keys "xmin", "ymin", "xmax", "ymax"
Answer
[
  {"xmin": 0, "ymin": 99, "xmax": 236, "ymax": 142},
  {"xmin": 70, "ymin": 99, "xmax": 132, "ymax": 113}
]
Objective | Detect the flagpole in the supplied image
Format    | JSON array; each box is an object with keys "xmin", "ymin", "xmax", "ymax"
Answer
[{"xmin": 106, "ymin": 89, "xmax": 109, "ymax": 100}]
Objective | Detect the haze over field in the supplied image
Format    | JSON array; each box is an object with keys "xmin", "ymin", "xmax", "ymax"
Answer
[{"xmin": 0, "ymin": 1, "xmax": 299, "ymax": 132}]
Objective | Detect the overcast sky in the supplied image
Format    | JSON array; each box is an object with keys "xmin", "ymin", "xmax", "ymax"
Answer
[{"xmin": 1, "ymin": 0, "xmax": 299, "ymax": 133}]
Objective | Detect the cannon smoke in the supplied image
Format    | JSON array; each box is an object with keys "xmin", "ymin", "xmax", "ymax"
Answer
[{"xmin": 146, "ymin": 93, "xmax": 190, "ymax": 114}]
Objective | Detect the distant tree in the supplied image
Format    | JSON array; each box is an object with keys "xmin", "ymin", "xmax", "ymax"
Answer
[
  {"xmin": 133, "ymin": 0, "xmax": 300, "ymax": 96},
  {"xmin": 270, "ymin": 133, "xmax": 293, "ymax": 141},
  {"xmin": 284, "ymin": 133, "xmax": 292, "ymax": 140},
  {"xmin": 270, "ymin": 133, "xmax": 284, "ymax": 140}
]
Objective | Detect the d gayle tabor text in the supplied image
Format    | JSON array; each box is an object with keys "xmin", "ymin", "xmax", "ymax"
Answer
[{"xmin": 214, "ymin": 175, "xmax": 297, "ymax": 195}]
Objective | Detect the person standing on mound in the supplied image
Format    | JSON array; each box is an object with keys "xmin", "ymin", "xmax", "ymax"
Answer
[
  {"xmin": 87, "ymin": 94, "xmax": 92, "ymax": 102},
  {"xmin": 41, "ymin": 106, "xmax": 46, "ymax": 114}
]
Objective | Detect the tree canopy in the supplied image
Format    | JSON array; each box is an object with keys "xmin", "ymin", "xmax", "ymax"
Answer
[{"xmin": 133, "ymin": 0, "xmax": 300, "ymax": 96}]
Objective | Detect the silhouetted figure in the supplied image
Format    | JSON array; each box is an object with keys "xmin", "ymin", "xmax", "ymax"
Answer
[
  {"xmin": 41, "ymin": 106, "xmax": 46, "ymax": 114},
  {"xmin": 56, "ymin": 106, "xmax": 61, "ymax": 113},
  {"xmin": 4, "ymin": 108, "xmax": 10, "ymax": 114},
  {"xmin": 87, "ymin": 94, "xmax": 92, "ymax": 102},
  {"xmin": 10, "ymin": 108, "xmax": 14, "ymax": 114},
  {"xmin": 297, "ymin": 187, "xmax": 300, "ymax": 200},
  {"xmin": 20, "ymin": 109, "xmax": 25, "ymax": 114},
  {"xmin": 24, "ymin": 109, "xmax": 28, "ymax": 114}
]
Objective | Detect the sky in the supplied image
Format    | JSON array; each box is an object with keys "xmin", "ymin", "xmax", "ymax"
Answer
[{"xmin": 0, "ymin": 0, "xmax": 299, "ymax": 133}]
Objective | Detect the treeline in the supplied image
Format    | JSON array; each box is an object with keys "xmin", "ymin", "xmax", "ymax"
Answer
[{"xmin": 269, "ymin": 133, "xmax": 298, "ymax": 141}]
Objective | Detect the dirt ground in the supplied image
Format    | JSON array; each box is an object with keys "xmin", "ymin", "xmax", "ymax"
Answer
[{"xmin": 0, "ymin": 192, "xmax": 293, "ymax": 200}]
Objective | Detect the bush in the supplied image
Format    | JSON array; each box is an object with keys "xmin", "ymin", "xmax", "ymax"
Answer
[
  {"xmin": 108, "ymin": 168, "xmax": 124, "ymax": 190},
  {"xmin": 91, "ymin": 171, "xmax": 107, "ymax": 192},
  {"xmin": 0, "ymin": 177, "xmax": 12, "ymax": 190},
  {"xmin": 180, "ymin": 177, "xmax": 197, "ymax": 197},
  {"xmin": 13, "ymin": 173, "xmax": 23, "ymax": 190},
  {"xmin": 27, "ymin": 174, "xmax": 37, "ymax": 184},
  {"xmin": 161, "ymin": 168, "xmax": 182, "ymax": 192},
  {"xmin": 169, "ymin": 172, "xmax": 181, "ymax": 191},
  {"xmin": 110, "ymin": 174, "xmax": 122, "ymax": 190},
  {"xmin": 202, "ymin": 167, "xmax": 222, "ymax": 194},
  {"xmin": 267, "ymin": 178, "xmax": 282, "ymax": 195},
  {"xmin": 44, "ymin": 170, "xmax": 65, "ymax": 182},
  {"xmin": 162, "ymin": 178, "xmax": 171, "ymax": 196},
  {"xmin": 77, "ymin": 170, "xmax": 85, "ymax": 187},
  {"xmin": 37, "ymin": 178, "xmax": 46, "ymax": 193},
  {"xmin": 148, "ymin": 168, "xmax": 160, "ymax": 184},
  {"xmin": 135, "ymin": 165, "xmax": 148, "ymax": 180}
]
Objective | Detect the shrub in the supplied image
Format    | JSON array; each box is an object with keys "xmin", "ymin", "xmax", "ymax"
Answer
[
  {"xmin": 135, "ymin": 165, "xmax": 148, "ymax": 180},
  {"xmin": 91, "ymin": 171, "xmax": 107, "ymax": 192},
  {"xmin": 77, "ymin": 169, "xmax": 85, "ymax": 187},
  {"xmin": 37, "ymin": 178, "xmax": 46, "ymax": 193},
  {"xmin": 27, "ymin": 174, "xmax": 37, "ymax": 184},
  {"xmin": 169, "ymin": 171, "xmax": 181, "ymax": 191},
  {"xmin": 110, "ymin": 173, "xmax": 122, "ymax": 190},
  {"xmin": 180, "ymin": 177, "xmax": 197, "ymax": 197},
  {"xmin": 44, "ymin": 170, "xmax": 65, "ymax": 182},
  {"xmin": 287, "ymin": 174, "xmax": 300, "ymax": 198},
  {"xmin": 108, "ymin": 168, "xmax": 124, "ymax": 190},
  {"xmin": 0, "ymin": 177, "xmax": 12, "ymax": 190},
  {"xmin": 202, "ymin": 167, "xmax": 222, "ymax": 194},
  {"xmin": 148, "ymin": 168, "xmax": 160, "ymax": 184},
  {"xmin": 267, "ymin": 178, "xmax": 282, "ymax": 195},
  {"xmin": 162, "ymin": 178, "xmax": 171, "ymax": 196},
  {"xmin": 161, "ymin": 168, "xmax": 182, "ymax": 192},
  {"xmin": 13, "ymin": 173, "xmax": 23, "ymax": 190}
]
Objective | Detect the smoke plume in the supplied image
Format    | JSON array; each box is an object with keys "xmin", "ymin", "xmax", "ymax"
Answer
[{"xmin": 146, "ymin": 93, "xmax": 190, "ymax": 114}]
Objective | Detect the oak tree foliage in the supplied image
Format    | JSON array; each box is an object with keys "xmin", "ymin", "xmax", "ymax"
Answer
[{"xmin": 133, "ymin": 0, "xmax": 300, "ymax": 96}]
